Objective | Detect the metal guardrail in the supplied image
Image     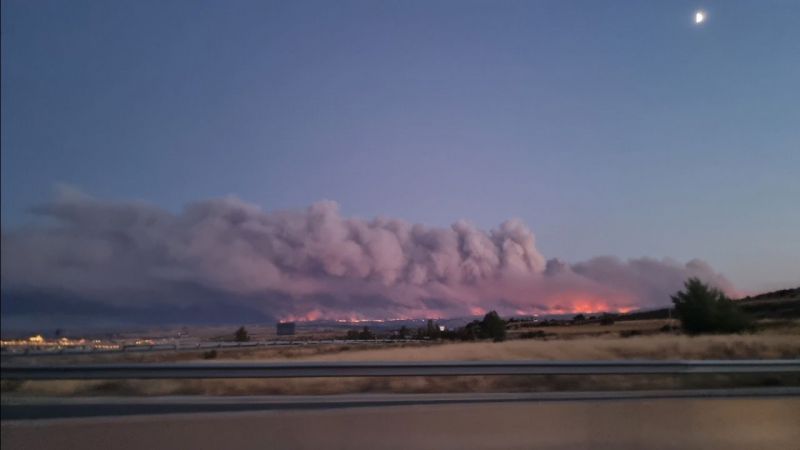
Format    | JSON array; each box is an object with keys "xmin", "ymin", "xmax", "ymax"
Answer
[{"xmin": 2, "ymin": 359, "xmax": 798, "ymax": 380}]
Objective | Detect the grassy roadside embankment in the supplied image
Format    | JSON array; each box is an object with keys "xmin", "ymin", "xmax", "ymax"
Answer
[{"xmin": 3, "ymin": 327, "xmax": 799, "ymax": 397}]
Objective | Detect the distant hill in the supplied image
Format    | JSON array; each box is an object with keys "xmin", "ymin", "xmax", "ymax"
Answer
[
  {"xmin": 618, "ymin": 287, "xmax": 800, "ymax": 321},
  {"xmin": 735, "ymin": 287, "xmax": 800, "ymax": 319},
  {"xmin": 738, "ymin": 287, "xmax": 799, "ymax": 301}
]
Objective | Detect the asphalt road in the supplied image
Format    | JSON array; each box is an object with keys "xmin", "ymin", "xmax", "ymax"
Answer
[
  {"xmin": 3, "ymin": 394, "xmax": 800, "ymax": 450},
  {"xmin": 2, "ymin": 388, "xmax": 800, "ymax": 420}
]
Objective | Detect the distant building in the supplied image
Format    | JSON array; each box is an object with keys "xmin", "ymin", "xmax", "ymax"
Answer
[{"xmin": 276, "ymin": 322, "xmax": 296, "ymax": 336}]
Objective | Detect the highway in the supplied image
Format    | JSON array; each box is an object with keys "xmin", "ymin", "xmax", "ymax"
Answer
[
  {"xmin": 3, "ymin": 359, "xmax": 798, "ymax": 448},
  {"xmin": 3, "ymin": 392, "xmax": 799, "ymax": 449},
  {"xmin": 2, "ymin": 388, "xmax": 799, "ymax": 420}
]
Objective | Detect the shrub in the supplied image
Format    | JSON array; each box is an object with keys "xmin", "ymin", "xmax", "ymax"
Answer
[
  {"xmin": 345, "ymin": 329, "xmax": 360, "ymax": 340},
  {"xmin": 671, "ymin": 278, "xmax": 753, "ymax": 334},
  {"xmin": 234, "ymin": 326, "xmax": 250, "ymax": 342},
  {"xmin": 519, "ymin": 330, "xmax": 549, "ymax": 340},
  {"xmin": 450, "ymin": 311, "xmax": 507, "ymax": 341},
  {"xmin": 599, "ymin": 313, "xmax": 616, "ymax": 326},
  {"xmin": 659, "ymin": 324, "xmax": 680, "ymax": 333},
  {"xmin": 456, "ymin": 320, "xmax": 483, "ymax": 341},
  {"xmin": 358, "ymin": 326, "xmax": 375, "ymax": 340},
  {"xmin": 202, "ymin": 349, "xmax": 218, "ymax": 359},
  {"xmin": 619, "ymin": 330, "xmax": 642, "ymax": 338},
  {"xmin": 344, "ymin": 327, "xmax": 375, "ymax": 340},
  {"xmin": 397, "ymin": 326, "xmax": 410, "ymax": 339}
]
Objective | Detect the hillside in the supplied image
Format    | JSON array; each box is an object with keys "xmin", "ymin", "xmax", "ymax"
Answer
[
  {"xmin": 618, "ymin": 287, "xmax": 800, "ymax": 321},
  {"xmin": 736, "ymin": 287, "xmax": 800, "ymax": 319}
]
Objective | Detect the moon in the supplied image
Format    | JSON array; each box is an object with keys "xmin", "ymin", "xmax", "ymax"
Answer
[{"xmin": 695, "ymin": 10, "xmax": 706, "ymax": 24}]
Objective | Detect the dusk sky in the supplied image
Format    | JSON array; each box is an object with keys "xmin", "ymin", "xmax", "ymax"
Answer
[{"xmin": 2, "ymin": 0, "xmax": 799, "ymax": 327}]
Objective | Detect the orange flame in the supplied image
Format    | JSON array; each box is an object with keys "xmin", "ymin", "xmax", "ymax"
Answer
[
  {"xmin": 537, "ymin": 292, "xmax": 636, "ymax": 315},
  {"xmin": 469, "ymin": 306, "xmax": 486, "ymax": 316}
]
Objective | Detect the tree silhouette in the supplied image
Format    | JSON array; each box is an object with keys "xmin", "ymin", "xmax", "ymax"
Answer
[
  {"xmin": 398, "ymin": 326, "xmax": 410, "ymax": 339},
  {"xmin": 599, "ymin": 313, "xmax": 615, "ymax": 326},
  {"xmin": 671, "ymin": 278, "xmax": 752, "ymax": 334},
  {"xmin": 358, "ymin": 326, "xmax": 375, "ymax": 340},
  {"xmin": 481, "ymin": 311, "xmax": 507, "ymax": 342},
  {"xmin": 234, "ymin": 326, "xmax": 250, "ymax": 342}
]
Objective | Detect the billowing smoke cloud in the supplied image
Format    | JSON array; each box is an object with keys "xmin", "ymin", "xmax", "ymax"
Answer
[{"xmin": 1, "ymin": 188, "xmax": 735, "ymax": 323}]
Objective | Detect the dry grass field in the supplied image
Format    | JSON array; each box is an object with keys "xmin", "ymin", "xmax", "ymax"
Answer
[
  {"xmin": 9, "ymin": 318, "xmax": 798, "ymax": 366},
  {"xmin": 305, "ymin": 333, "xmax": 800, "ymax": 362},
  {"xmin": 507, "ymin": 319, "xmax": 674, "ymax": 337},
  {"xmin": 3, "ymin": 325, "xmax": 799, "ymax": 397}
]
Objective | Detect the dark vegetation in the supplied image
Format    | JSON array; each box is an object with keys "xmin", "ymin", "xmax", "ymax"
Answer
[
  {"xmin": 599, "ymin": 313, "xmax": 616, "ymax": 326},
  {"xmin": 619, "ymin": 330, "xmax": 643, "ymax": 338},
  {"xmin": 615, "ymin": 287, "xmax": 799, "ymax": 322},
  {"xmin": 736, "ymin": 288, "xmax": 800, "ymax": 319},
  {"xmin": 671, "ymin": 278, "xmax": 753, "ymax": 334},
  {"xmin": 466, "ymin": 311, "xmax": 507, "ymax": 342},
  {"xmin": 427, "ymin": 311, "xmax": 507, "ymax": 342},
  {"xmin": 345, "ymin": 327, "xmax": 376, "ymax": 340},
  {"xmin": 344, "ymin": 311, "xmax": 509, "ymax": 342},
  {"xmin": 341, "ymin": 282, "xmax": 793, "ymax": 342},
  {"xmin": 740, "ymin": 287, "xmax": 800, "ymax": 301},
  {"xmin": 518, "ymin": 330, "xmax": 553, "ymax": 340},
  {"xmin": 234, "ymin": 326, "xmax": 250, "ymax": 342}
]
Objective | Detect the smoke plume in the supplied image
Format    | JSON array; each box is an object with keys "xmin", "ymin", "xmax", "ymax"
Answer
[{"xmin": 1, "ymin": 188, "xmax": 735, "ymax": 323}]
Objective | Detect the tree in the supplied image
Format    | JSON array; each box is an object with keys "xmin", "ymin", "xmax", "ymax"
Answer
[
  {"xmin": 234, "ymin": 326, "xmax": 250, "ymax": 342},
  {"xmin": 481, "ymin": 311, "xmax": 507, "ymax": 342},
  {"xmin": 671, "ymin": 278, "xmax": 752, "ymax": 334},
  {"xmin": 451, "ymin": 312, "xmax": 507, "ymax": 341},
  {"xmin": 425, "ymin": 319, "xmax": 442, "ymax": 339},
  {"xmin": 398, "ymin": 326, "xmax": 410, "ymax": 339},
  {"xmin": 358, "ymin": 326, "xmax": 375, "ymax": 340},
  {"xmin": 458, "ymin": 320, "xmax": 482, "ymax": 341},
  {"xmin": 426, "ymin": 319, "xmax": 436, "ymax": 335},
  {"xmin": 573, "ymin": 314, "xmax": 586, "ymax": 322},
  {"xmin": 345, "ymin": 329, "xmax": 360, "ymax": 340}
]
